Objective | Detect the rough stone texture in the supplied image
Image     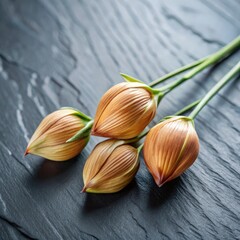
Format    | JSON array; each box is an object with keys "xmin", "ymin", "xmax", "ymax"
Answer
[{"xmin": 0, "ymin": 0, "xmax": 240, "ymax": 239}]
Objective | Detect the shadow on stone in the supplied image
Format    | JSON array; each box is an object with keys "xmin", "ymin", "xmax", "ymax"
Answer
[
  {"xmin": 147, "ymin": 177, "xmax": 182, "ymax": 209},
  {"xmin": 212, "ymin": 75, "xmax": 239, "ymax": 108},
  {"xmin": 81, "ymin": 179, "xmax": 138, "ymax": 213},
  {"xmin": 35, "ymin": 156, "xmax": 79, "ymax": 180}
]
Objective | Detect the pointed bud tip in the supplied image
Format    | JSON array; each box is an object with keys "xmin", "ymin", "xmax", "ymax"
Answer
[
  {"xmin": 154, "ymin": 177, "xmax": 164, "ymax": 187},
  {"xmin": 24, "ymin": 149, "xmax": 29, "ymax": 156},
  {"xmin": 81, "ymin": 186, "xmax": 87, "ymax": 193},
  {"xmin": 90, "ymin": 129, "xmax": 97, "ymax": 136}
]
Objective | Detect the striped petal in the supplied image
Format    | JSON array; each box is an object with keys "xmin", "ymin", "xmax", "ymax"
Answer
[
  {"xmin": 26, "ymin": 109, "xmax": 90, "ymax": 161},
  {"xmin": 83, "ymin": 140, "xmax": 139, "ymax": 193},
  {"xmin": 92, "ymin": 82, "xmax": 156, "ymax": 139},
  {"xmin": 143, "ymin": 116, "xmax": 199, "ymax": 186}
]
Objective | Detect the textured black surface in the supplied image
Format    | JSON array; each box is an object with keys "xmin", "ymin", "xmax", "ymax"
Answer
[{"xmin": 0, "ymin": 0, "xmax": 240, "ymax": 239}]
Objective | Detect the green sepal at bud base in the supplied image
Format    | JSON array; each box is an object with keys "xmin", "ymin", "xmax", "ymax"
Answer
[
  {"xmin": 61, "ymin": 107, "xmax": 92, "ymax": 121},
  {"xmin": 60, "ymin": 107, "xmax": 93, "ymax": 143},
  {"xmin": 120, "ymin": 72, "xmax": 164, "ymax": 105},
  {"xmin": 120, "ymin": 73, "xmax": 144, "ymax": 84},
  {"xmin": 66, "ymin": 119, "xmax": 94, "ymax": 143},
  {"xmin": 152, "ymin": 90, "xmax": 164, "ymax": 106}
]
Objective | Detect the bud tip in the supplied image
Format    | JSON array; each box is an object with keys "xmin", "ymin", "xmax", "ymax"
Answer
[
  {"xmin": 24, "ymin": 149, "xmax": 29, "ymax": 156},
  {"xmin": 90, "ymin": 129, "xmax": 96, "ymax": 136},
  {"xmin": 154, "ymin": 177, "xmax": 164, "ymax": 187},
  {"xmin": 81, "ymin": 186, "xmax": 87, "ymax": 193}
]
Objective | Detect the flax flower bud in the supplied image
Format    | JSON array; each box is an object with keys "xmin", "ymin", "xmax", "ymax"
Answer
[
  {"xmin": 82, "ymin": 140, "xmax": 139, "ymax": 193},
  {"xmin": 144, "ymin": 116, "xmax": 199, "ymax": 186},
  {"xmin": 91, "ymin": 82, "xmax": 157, "ymax": 139},
  {"xmin": 25, "ymin": 108, "xmax": 92, "ymax": 161}
]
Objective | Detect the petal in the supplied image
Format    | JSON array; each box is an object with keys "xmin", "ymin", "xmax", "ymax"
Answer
[
  {"xmin": 165, "ymin": 122, "xmax": 199, "ymax": 183},
  {"xmin": 92, "ymin": 84, "xmax": 156, "ymax": 139},
  {"xmin": 93, "ymin": 82, "xmax": 148, "ymax": 127},
  {"xmin": 83, "ymin": 143, "xmax": 139, "ymax": 193},
  {"xmin": 27, "ymin": 109, "xmax": 78, "ymax": 149},
  {"xmin": 144, "ymin": 117, "xmax": 199, "ymax": 186},
  {"xmin": 29, "ymin": 115, "xmax": 84, "ymax": 150},
  {"xmin": 83, "ymin": 140, "xmax": 124, "ymax": 185},
  {"xmin": 29, "ymin": 138, "xmax": 88, "ymax": 161}
]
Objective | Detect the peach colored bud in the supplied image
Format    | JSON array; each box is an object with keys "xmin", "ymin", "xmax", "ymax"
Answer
[
  {"xmin": 82, "ymin": 140, "xmax": 139, "ymax": 193},
  {"xmin": 143, "ymin": 116, "xmax": 199, "ymax": 186},
  {"xmin": 91, "ymin": 82, "xmax": 157, "ymax": 139},
  {"xmin": 25, "ymin": 108, "xmax": 92, "ymax": 161}
]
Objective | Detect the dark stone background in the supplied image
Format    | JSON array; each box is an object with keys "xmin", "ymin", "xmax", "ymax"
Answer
[{"xmin": 0, "ymin": 0, "xmax": 239, "ymax": 239}]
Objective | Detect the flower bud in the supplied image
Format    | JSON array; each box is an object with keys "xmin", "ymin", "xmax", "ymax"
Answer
[
  {"xmin": 143, "ymin": 116, "xmax": 199, "ymax": 186},
  {"xmin": 25, "ymin": 108, "xmax": 92, "ymax": 161},
  {"xmin": 82, "ymin": 140, "xmax": 139, "ymax": 193},
  {"xmin": 91, "ymin": 82, "xmax": 157, "ymax": 139}
]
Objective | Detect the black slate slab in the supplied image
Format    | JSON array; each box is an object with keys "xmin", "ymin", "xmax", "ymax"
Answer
[{"xmin": 0, "ymin": 0, "xmax": 240, "ymax": 239}]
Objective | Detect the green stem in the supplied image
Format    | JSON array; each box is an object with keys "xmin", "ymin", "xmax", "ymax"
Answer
[
  {"xmin": 124, "ymin": 129, "xmax": 149, "ymax": 144},
  {"xmin": 174, "ymin": 99, "xmax": 201, "ymax": 116},
  {"xmin": 149, "ymin": 57, "xmax": 208, "ymax": 87},
  {"xmin": 189, "ymin": 61, "xmax": 240, "ymax": 119},
  {"xmin": 157, "ymin": 36, "xmax": 240, "ymax": 94},
  {"xmin": 137, "ymin": 143, "xmax": 144, "ymax": 153}
]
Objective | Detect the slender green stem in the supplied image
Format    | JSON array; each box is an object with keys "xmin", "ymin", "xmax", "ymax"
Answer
[
  {"xmin": 174, "ymin": 99, "xmax": 201, "ymax": 116},
  {"xmin": 137, "ymin": 143, "xmax": 144, "ymax": 153},
  {"xmin": 136, "ymin": 129, "xmax": 149, "ymax": 140},
  {"xmin": 124, "ymin": 129, "xmax": 149, "ymax": 144},
  {"xmin": 157, "ymin": 36, "xmax": 240, "ymax": 94},
  {"xmin": 149, "ymin": 56, "xmax": 208, "ymax": 87},
  {"xmin": 189, "ymin": 61, "xmax": 240, "ymax": 119}
]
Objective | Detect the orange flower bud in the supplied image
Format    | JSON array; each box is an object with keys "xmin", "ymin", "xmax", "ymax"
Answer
[
  {"xmin": 91, "ymin": 82, "xmax": 157, "ymax": 139},
  {"xmin": 25, "ymin": 108, "xmax": 92, "ymax": 161},
  {"xmin": 82, "ymin": 140, "xmax": 139, "ymax": 193},
  {"xmin": 143, "ymin": 116, "xmax": 199, "ymax": 186}
]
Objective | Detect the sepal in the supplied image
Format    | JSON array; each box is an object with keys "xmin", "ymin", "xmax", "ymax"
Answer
[
  {"xmin": 66, "ymin": 120, "xmax": 94, "ymax": 143},
  {"xmin": 61, "ymin": 107, "xmax": 92, "ymax": 121},
  {"xmin": 120, "ymin": 73, "xmax": 144, "ymax": 84}
]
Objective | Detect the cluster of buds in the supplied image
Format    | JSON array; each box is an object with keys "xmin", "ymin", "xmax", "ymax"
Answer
[
  {"xmin": 25, "ymin": 80, "xmax": 200, "ymax": 193},
  {"xmin": 26, "ymin": 79, "xmax": 158, "ymax": 191},
  {"xmin": 25, "ymin": 81, "xmax": 200, "ymax": 192},
  {"xmin": 26, "ymin": 79, "xmax": 158, "ymax": 157},
  {"xmin": 25, "ymin": 37, "xmax": 240, "ymax": 194}
]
